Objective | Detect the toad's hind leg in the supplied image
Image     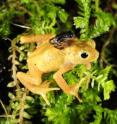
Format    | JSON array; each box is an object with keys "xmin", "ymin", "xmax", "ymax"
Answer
[{"xmin": 17, "ymin": 64, "xmax": 59, "ymax": 105}]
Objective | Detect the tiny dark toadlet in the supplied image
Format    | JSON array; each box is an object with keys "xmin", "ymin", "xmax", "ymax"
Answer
[{"xmin": 49, "ymin": 32, "xmax": 75, "ymax": 49}]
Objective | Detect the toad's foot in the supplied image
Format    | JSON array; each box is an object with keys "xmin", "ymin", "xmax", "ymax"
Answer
[
  {"xmin": 68, "ymin": 83, "xmax": 82, "ymax": 102},
  {"xmin": 17, "ymin": 72, "xmax": 59, "ymax": 105},
  {"xmin": 38, "ymin": 81, "xmax": 60, "ymax": 105}
]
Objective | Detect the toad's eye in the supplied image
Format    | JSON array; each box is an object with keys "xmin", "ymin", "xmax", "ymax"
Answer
[{"xmin": 80, "ymin": 52, "xmax": 89, "ymax": 59}]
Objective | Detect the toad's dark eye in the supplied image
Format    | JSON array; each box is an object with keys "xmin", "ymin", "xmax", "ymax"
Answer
[{"xmin": 81, "ymin": 52, "xmax": 89, "ymax": 59}]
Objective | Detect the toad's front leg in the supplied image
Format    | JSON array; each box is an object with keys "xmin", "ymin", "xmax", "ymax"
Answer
[
  {"xmin": 53, "ymin": 64, "xmax": 82, "ymax": 102},
  {"xmin": 20, "ymin": 34, "xmax": 54, "ymax": 44}
]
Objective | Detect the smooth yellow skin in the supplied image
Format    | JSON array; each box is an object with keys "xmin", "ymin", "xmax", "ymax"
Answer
[{"xmin": 17, "ymin": 34, "xmax": 99, "ymax": 105}]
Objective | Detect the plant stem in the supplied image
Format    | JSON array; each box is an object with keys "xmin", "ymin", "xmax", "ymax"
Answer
[
  {"xmin": 19, "ymin": 89, "xmax": 28, "ymax": 124},
  {"xmin": 100, "ymin": 28, "xmax": 116, "ymax": 67},
  {"xmin": 0, "ymin": 99, "xmax": 8, "ymax": 121},
  {"xmin": 95, "ymin": 0, "xmax": 100, "ymax": 12}
]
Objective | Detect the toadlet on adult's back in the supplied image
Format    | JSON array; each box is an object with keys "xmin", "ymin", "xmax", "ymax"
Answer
[{"xmin": 17, "ymin": 34, "xmax": 99, "ymax": 105}]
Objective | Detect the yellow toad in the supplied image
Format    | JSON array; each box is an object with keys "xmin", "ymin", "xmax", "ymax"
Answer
[{"xmin": 17, "ymin": 34, "xmax": 99, "ymax": 105}]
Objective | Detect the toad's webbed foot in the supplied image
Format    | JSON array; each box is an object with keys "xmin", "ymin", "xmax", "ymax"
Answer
[
  {"xmin": 17, "ymin": 72, "xmax": 59, "ymax": 105},
  {"xmin": 37, "ymin": 81, "xmax": 60, "ymax": 105}
]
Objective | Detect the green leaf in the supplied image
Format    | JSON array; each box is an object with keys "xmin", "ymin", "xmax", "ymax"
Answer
[
  {"xmin": 58, "ymin": 9, "xmax": 68, "ymax": 23},
  {"xmin": 103, "ymin": 80, "xmax": 115, "ymax": 100},
  {"xmin": 90, "ymin": 105, "xmax": 103, "ymax": 124},
  {"xmin": 74, "ymin": 0, "xmax": 91, "ymax": 39},
  {"xmin": 103, "ymin": 109, "xmax": 117, "ymax": 124},
  {"xmin": 50, "ymin": 0, "xmax": 66, "ymax": 4},
  {"xmin": 95, "ymin": 66, "xmax": 112, "ymax": 87},
  {"xmin": 74, "ymin": 17, "xmax": 85, "ymax": 28},
  {"xmin": 20, "ymin": 0, "xmax": 31, "ymax": 4},
  {"xmin": 89, "ymin": 11, "xmax": 116, "ymax": 38},
  {"xmin": 74, "ymin": 0, "xmax": 116, "ymax": 39},
  {"xmin": 23, "ymin": 111, "xmax": 32, "ymax": 119}
]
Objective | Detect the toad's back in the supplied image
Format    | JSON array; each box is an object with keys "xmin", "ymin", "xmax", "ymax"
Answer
[{"xmin": 27, "ymin": 44, "xmax": 65, "ymax": 73}]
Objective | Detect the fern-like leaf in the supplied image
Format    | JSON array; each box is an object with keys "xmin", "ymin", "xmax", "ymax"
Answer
[
  {"xmin": 89, "ymin": 11, "xmax": 116, "ymax": 38},
  {"xmin": 74, "ymin": 0, "xmax": 91, "ymax": 39}
]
